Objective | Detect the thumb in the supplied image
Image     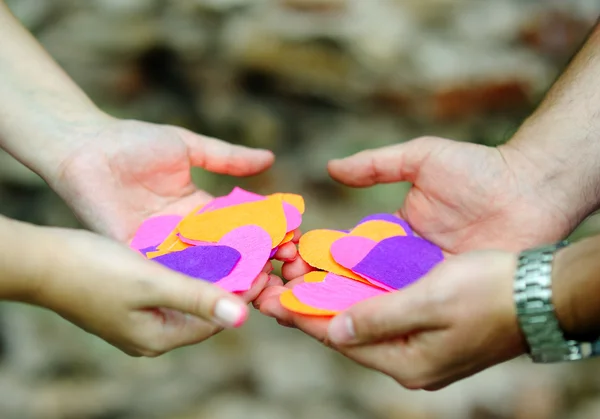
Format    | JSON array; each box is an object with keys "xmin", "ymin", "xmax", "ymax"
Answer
[
  {"xmin": 175, "ymin": 128, "xmax": 275, "ymax": 176},
  {"xmin": 326, "ymin": 280, "xmax": 437, "ymax": 346},
  {"xmin": 327, "ymin": 136, "xmax": 449, "ymax": 187},
  {"xmin": 145, "ymin": 269, "xmax": 249, "ymax": 329}
]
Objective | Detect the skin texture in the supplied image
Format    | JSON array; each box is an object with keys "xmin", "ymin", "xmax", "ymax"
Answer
[
  {"xmin": 0, "ymin": 2, "xmax": 295, "ymax": 355},
  {"xmin": 258, "ymin": 22, "xmax": 600, "ymax": 388}
]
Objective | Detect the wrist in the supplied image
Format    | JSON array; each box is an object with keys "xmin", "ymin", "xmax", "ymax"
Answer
[
  {"xmin": 6, "ymin": 108, "xmax": 115, "ymax": 183},
  {"xmin": 499, "ymin": 119, "xmax": 600, "ymax": 235},
  {"xmin": 0, "ymin": 216, "xmax": 48, "ymax": 303}
]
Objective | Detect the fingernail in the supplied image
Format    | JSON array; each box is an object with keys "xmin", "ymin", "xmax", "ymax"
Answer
[
  {"xmin": 214, "ymin": 299, "xmax": 248, "ymax": 328},
  {"xmin": 328, "ymin": 314, "xmax": 356, "ymax": 344}
]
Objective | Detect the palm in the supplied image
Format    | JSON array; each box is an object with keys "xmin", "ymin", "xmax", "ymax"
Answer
[
  {"xmin": 400, "ymin": 140, "xmax": 570, "ymax": 253},
  {"xmin": 51, "ymin": 119, "xmax": 272, "ymax": 242}
]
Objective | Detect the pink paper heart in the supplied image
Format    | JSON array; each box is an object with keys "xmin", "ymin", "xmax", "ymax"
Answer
[
  {"xmin": 283, "ymin": 202, "xmax": 302, "ymax": 231},
  {"xmin": 292, "ymin": 272, "xmax": 387, "ymax": 312},
  {"xmin": 130, "ymin": 215, "xmax": 182, "ymax": 252},
  {"xmin": 215, "ymin": 225, "xmax": 272, "ymax": 293},
  {"xmin": 199, "ymin": 187, "xmax": 263, "ymax": 213}
]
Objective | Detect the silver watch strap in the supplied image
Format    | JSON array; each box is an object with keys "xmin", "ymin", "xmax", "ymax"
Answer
[{"xmin": 514, "ymin": 241, "xmax": 598, "ymax": 363}]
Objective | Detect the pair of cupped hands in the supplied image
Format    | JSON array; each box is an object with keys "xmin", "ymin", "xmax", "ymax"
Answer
[{"xmin": 28, "ymin": 114, "xmax": 572, "ymax": 390}]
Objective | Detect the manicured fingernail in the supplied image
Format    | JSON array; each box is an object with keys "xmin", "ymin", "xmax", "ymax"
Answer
[
  {"xmin": 328, "ymin": 314, "xmax": 355, "ymax": 344},
  {"xmin": 214, "ymin": 299, "xmax": 248, "ymax": 328}
]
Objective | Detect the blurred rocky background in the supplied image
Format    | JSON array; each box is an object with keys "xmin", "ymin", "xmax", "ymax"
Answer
[{"xmin": 1, "ymin": 0, "xmax": 600, "ymax": 418}]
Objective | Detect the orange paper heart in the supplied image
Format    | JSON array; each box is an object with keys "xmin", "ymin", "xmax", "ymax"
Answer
[{"xmin": 178, "ymin": 195, "xmax": 287, "ymax": 248}]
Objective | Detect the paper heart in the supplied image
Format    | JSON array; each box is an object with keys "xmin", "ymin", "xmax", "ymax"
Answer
[
  {"xmin": 146, "ymin": 233, "xmax": 192, "ymax": 258},
  {"xmin": 198, "ymin": 187, "xmax": 262, "ymax": 213},
  {"xmin": 298, "ymin": 220, "xmax": 406, "ymax": 283},
  {"xmin": 330, "ymin": 236, "xmax": 394, "ymax": 291},
  {"xmin": 357, "ymin": 213, "xmax": 413, "ymax": 235},
  {"xmin": 178, "ymin": 195, "xmax": 287, "ymax": 248},
  {"xmin": 298, "ymin": 230, "xmax": 368, "ymax": 283},
  {"xmin": 349, "ymin": 220, "xmax": 407, "ymax": 241},
  {"xmin": 151, "ymin": 245, "xmax": 241, "ymax": 282},
  {"xmin": 214, "ymin": 225, "xmax": 272, "ymax": 293},
  {"xmin": 130, "ymin": 215, "xmax": 182, "ymax": 252},
  {"xmin": 197, "ymin": 187, "xmax": 301, "ymax": 234},
  {"xmin": 350, "ymin": 236, "xmax": 444, "ymax": 290},
  {"xmin": 271, "ymin": 192, "xmax": 305, "ymax": 214},
  {"xmin": 280, "ymin": 289, "xmax": 337, "ymax": 316},
  {"xmin": 289, "ymin": 271, "xmax": 387, "ymax": 314}
]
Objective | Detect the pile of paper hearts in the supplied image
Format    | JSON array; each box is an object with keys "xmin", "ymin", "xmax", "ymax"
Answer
[
  {"xmin": 129, "ymin": 187, "xmax": 304, "ymax": 293},
  {"xmin": 280, "ymin": 214, "xmax": 444, "ymax": 316}
]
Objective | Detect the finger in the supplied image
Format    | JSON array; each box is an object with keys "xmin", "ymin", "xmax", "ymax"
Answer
[
  {"xmin": 267, "ymin": 274, "xmax": 284, "ymax": 287},
  {"xmin": 152, "ymin": 309, "xmax": 221, "ymax": 353},
  {"xmin": 291, "ymin": 229, "xmax": 302, "ymax": 244},
  {"xmin": 262, "ymin": 261, "xmax": 274, "ymax": 273},
  {"xmin": 254, "ymin": 284, "xmax": 286, "ymax": 313},
  {"xmin": 256, "ymin": 275, "xmax": 321, "ymax": 320},
  {"xmin": 285, "ymin": 312, "xmax": 330, "ymax": 340},
  {"xmin": 145, "ymin": 266, "xmax": 249, "ymax": 329},
  {"xmin": 327, "ymin": 281, "xmax": 438, "ymax": 346},
  {"xmin": 273, "ymin": 242, "xmax": 297, "ymax": 262},
  {"xmin": 176, "ymin": 128, "xmax": 275, "ymax": 176},
  {"xmin": 281, "ymin": 257, "xmax": 314, "ymax": 281},
  {"xmin": 251, "ymin": 274, "xmax": 284, "ymax": 309},
  {"xmin": 240, "ymin": 272, "xmax": 271, "ymax": 302},
  {"xmin": 327, "ymin": 136, "xmax": 446, "ymax": 187}
]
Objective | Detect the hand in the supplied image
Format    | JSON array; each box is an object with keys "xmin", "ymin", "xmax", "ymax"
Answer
[
  {"xmin": 44, "ymin": 115, "xmax": 275, "ymax": 243},
  {"xmin": 327, "ymin": 136, "xmax": 576, "ymax": 254},
  {"xmin": 31, "ymin": 226, "xmax": 278, "ymax": 357},
  {"xmin": 264, "ymin": 135, "xmax": 577, "ymax": 288},
  {"xmin": 256, "ymin": 251, "xmax": 527, "ymax": 390}
]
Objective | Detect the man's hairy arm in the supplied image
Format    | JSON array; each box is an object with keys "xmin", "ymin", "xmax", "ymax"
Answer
[{"xmin": 501, "ymin": 21, "xmax": 600, "ymax": 228}]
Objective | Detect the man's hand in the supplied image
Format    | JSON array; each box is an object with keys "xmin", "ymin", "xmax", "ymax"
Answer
[
  {"xmin": 269, "ymin": 134, "xmax": 580, "ymax": 283},
  {"xmin": 329, "ymin": 136, "xmax": 576, "ymax": 254},
  {"xmin": 46, "ymin": 116, "xmax": 274, "ymax": 243},
  {"xmin": 257, "ymin": 251, "xmax": 527, "ymax": 390}
]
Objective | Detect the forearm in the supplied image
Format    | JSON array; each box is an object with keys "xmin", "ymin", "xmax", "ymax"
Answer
[
  {"xmin": 500, "ymin": 22, "xmax": 600, "ymax": 229},
  {"xmin": 0, "ymin": 215, "xmax": 48, "ymax": 302},
  {"xmin": 552, "ymin": 234, "xmax": 600, "ymax": 341},
  {"xmin": 0, "ymin": 2, "xmax": 109, "ymax": 179}
]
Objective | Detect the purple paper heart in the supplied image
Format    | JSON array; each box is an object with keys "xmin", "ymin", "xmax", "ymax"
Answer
[
  {"xmin": 352, "ymin": 236, "xmax": 443, "ymax": 290},
  {"xmin": 152, "ymin": 245, "xmax": 241, "ymax": 282}
]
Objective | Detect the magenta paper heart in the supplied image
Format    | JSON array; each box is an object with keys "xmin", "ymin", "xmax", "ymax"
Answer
[
  {"xmin": 214, "ymin": 225, "xmax": 272, "ymax": 293},
  {"xmin": 293, "ymin": 272, "xmax": 387, "ymax": 312},
  {"xmin": 130, "ymin": 215, "xmax": 182, "ymax": 252},
  {"xmin": 198, "ymin": 187, "xmax": 263, "ymax": 213}
]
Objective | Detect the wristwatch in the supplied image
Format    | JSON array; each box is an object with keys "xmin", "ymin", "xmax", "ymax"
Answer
[{"xmin": 514, "ymin": 241, "xmax": 600, "ymax": 363}]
